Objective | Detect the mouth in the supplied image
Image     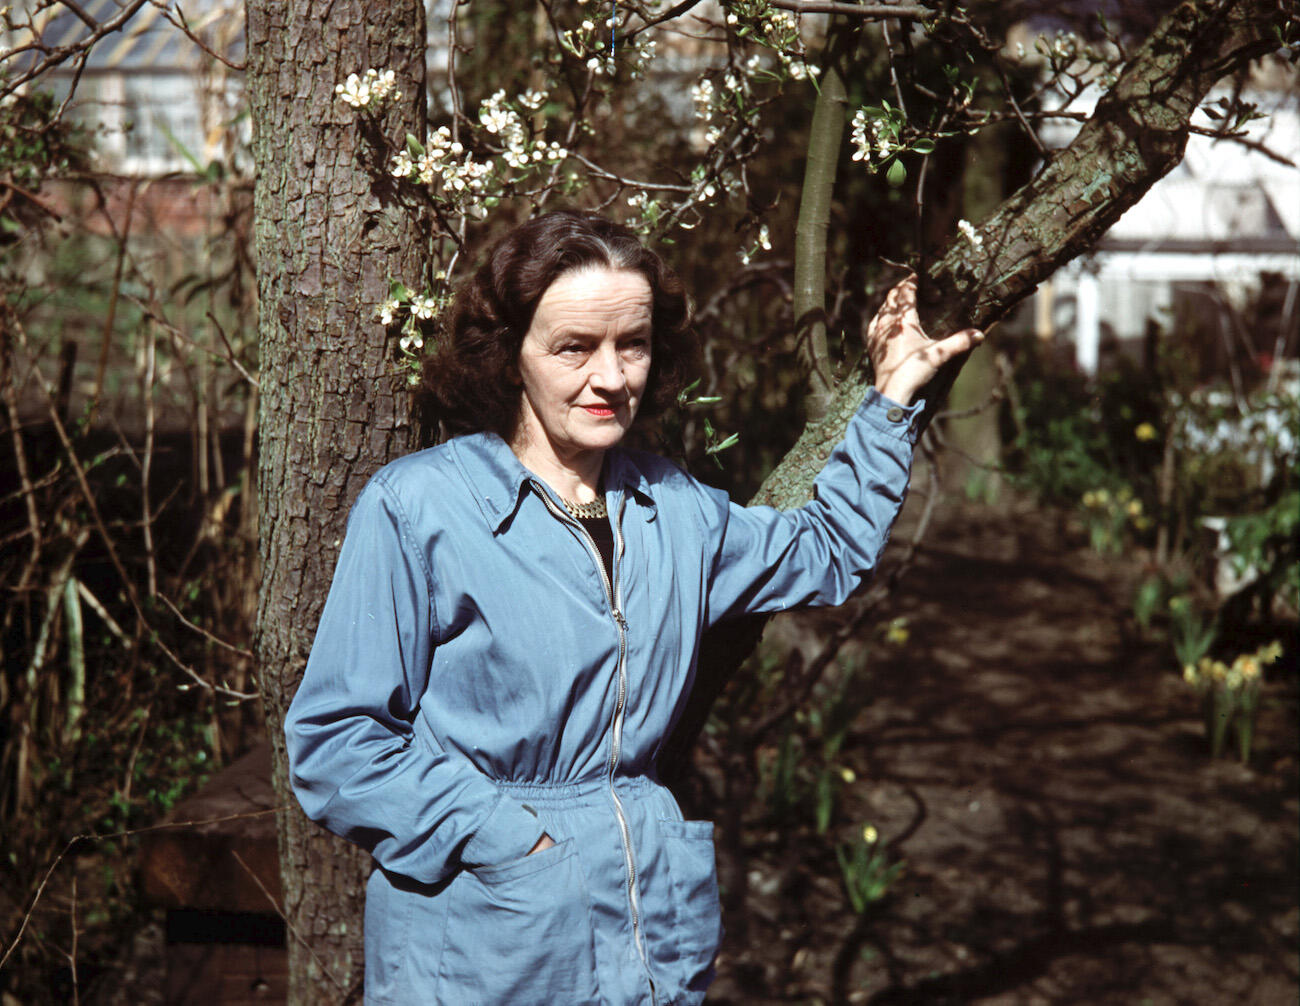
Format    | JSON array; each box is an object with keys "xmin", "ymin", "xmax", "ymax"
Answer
[{"xmin": 580, "ymin": 404, "xmax": 622, "ymax": 419}]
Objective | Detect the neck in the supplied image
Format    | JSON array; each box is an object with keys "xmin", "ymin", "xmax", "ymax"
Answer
[{"xmin": 509, "ymin": 435, "xmax": 605, "ymax": 504}]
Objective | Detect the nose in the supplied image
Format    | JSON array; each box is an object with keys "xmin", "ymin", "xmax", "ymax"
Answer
[{"xmin": 588, "ymin": 343, "xmax": 627, "ymax": 393}]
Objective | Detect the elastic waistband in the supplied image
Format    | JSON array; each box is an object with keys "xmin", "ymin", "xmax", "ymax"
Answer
[{"xmin": 495, "ymin": 774, "xmax": 663, "ymax": 806}]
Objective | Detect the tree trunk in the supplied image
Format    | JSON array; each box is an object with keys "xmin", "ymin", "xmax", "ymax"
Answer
[
  {"xmin": 793, "ymin": 58, "xmax": 849, "ymax": 424},
  {"xmin": 245, "ymin": 2, "xmax": 428, "ymax": 1000},
  {"xmin": 940, "ymin": 69, "xmax": 1011, "ymax": 501}
]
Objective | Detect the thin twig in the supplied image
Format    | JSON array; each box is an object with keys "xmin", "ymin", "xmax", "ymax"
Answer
[
  {"xmin": 141, "ymin": 321, "xmax": 158, "ymax": 599},
  {"xmin": 119, "ymin": 706, "xmax": 150, "ymax": 805},
  {"xmin": 206, "ymin": 311, "xmax": 259, "ymax": 388},
  {"xmin": 152, "ymin": 0, "xmax": 246, "ymax": 71},
  {"xmin": 0, "ymin": 178, "xmax": 64, "ymax": 222},
  {"xmin": 89, "ymin": 180, "xmax": 138, "ymax": 427},
  {"xmin": 0, "ymin": 809, "xmax": 279, "ymax": 973},
  {"xmin": 770, "ymin": 1, "xmax": 930, "ymax": 19},
  {"xmin": 231, "ymin": 850, "xmax": 350, "ymax": 998},
  {"xmin": 0, "ymin": 320, "xmax": 44, "ymax": 591},
  {"xmin": 69, "ymin": 874, "xmax": 80, "ymax": 1006},
  {"xmin": 623, "ymin": 0, "xmax": 708, "ymax": 41},
  {"xmin": 0, "ymin": 0, "xmax": 151, "ymax": 100},
  {"xmin": 566, "ymin": 153, "xmax": 697, "ymax": 193},
  {"xmin": 158, "ymin": 592, "xmax": 255, "ymax": 659}
]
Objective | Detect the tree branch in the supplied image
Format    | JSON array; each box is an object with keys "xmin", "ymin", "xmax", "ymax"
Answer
[
  {"xmin": 756, "ymin": 0, "xmax": 1287, "ymax": 510},
  {"xmin": 770, "ymin": 1, "xmax": 931, "ymax": 19}
]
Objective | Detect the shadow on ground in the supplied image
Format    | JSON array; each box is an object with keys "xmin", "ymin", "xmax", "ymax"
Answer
[{"xmin": 703, "ymin": 496, "xmax": 1298, "ymax": 1005}]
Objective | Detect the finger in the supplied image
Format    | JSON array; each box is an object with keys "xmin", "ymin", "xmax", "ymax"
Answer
[
  {"xmin": 930, "ymin": 328, "xmax": 984, "ymax": 363},
  {"xmin": 886, "ymin": 275, "xmax": 918, "ymax": 312}
]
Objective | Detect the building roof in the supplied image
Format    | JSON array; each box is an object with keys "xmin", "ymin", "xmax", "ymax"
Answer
[
  {"xmin": 9, "ymin": 0, "xmax": 245, "ymax": 74},
  {"xmin": 1041, "ymin": 84, "xmax": 1300, "ymax": 253}
]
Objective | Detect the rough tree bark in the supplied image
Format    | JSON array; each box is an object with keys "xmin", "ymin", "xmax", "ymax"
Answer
[
  {"xmin": 660, "ymin": 0, "xmax": 1288, "ymax": 781},
  {"xmin": 245, "ymin": 2, "xmax": 428, "ymax": 1000}
]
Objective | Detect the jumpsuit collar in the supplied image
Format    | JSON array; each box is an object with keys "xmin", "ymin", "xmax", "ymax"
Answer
[{"xmin": 448, "ymin": 431, "xmax": 658, "ymax": 534}]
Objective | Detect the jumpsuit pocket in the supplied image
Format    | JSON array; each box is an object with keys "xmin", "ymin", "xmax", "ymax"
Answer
[
  {"xmin": 436, "ymin": 838, "xmax": 601, "ymax": 1004},
  {"xmin": 660, "ymin": 819, "xmax": 724, "ymax": 993}
]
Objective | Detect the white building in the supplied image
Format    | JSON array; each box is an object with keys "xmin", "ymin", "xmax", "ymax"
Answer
[{"xmin": 1034, "ymin": 84, "xmax": 1300, "ymax": 374}]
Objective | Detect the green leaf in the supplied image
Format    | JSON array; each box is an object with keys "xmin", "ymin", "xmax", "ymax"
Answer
[
  {"xmin": 405, "ymin": 133, "xmax": 426, "ymax": 156},
  {"xmin": 912, "ymin": 138, "xmax": 935, "ymax": 154},
  {"xmin": 706, "ymin": 432, "xmax": 740, "ymax": 454},
  {"xmin": 886, "ymin": 159, "xmax": 907, "ymax": 187}
]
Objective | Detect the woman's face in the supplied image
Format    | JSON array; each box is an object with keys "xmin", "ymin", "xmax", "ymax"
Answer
[{"xmin": 512, "ymin": 266, "xmax": 654, "ymax": 473}]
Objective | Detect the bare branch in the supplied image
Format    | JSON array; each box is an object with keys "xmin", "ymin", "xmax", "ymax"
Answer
[
  {"xmin": 0, "ymin": 0, "xmax": 151, "ymax": 101},
  {"xmin": 769, "ymin": 1, "xmax": 931, "ymax": 19},
  {"xmin": 1, "ymin": 809, "xmax": 280, "ymax": 973},
  {"xmin": 158, "ymin": 592, "xmax": 255, "ymax": 660},
  {"xmin": 150, "ymin": 0, "xmax": 247, "ymax": 72},
  {"xmin": 232, "ymin": 851, "xmax": 350, "ymax": 997}
]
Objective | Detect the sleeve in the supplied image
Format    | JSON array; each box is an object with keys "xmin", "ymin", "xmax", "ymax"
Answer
[
  {"xmin": 283, "ymin": 476, "xmax": 545, "ymax": 885},
  {"xmin": 699, "ymin": 387, "xmax": 922, "ymax": 627}
]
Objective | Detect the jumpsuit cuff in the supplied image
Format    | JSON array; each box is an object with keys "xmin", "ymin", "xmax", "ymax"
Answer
[
  {"xmin": 460, "ymin": 793, "xmax": 548, "ymax": 868},
  {"xmin": 859, "ymin": 386, "xmax": 925, "ymax": 446}
]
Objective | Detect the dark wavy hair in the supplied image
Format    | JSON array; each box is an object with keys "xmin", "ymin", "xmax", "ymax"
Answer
[{"xmin": 422, "ymin": 210, "xmax": 697, "ymax": 438}]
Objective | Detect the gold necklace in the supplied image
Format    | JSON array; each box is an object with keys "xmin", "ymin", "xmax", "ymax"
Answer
[{"xmin": 564, "ymin": 495, "xmax": 607, "ymax": 519}]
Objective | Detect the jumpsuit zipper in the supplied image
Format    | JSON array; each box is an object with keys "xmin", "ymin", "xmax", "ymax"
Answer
[{"xmin": 530, "ymin": 483, "xmax": 657, "ymax": 1002}]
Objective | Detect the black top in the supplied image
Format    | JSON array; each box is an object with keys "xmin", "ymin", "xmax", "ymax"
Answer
[{"xmin": 578, "ymin": 515, "xmax": 615, "ymax": 584}]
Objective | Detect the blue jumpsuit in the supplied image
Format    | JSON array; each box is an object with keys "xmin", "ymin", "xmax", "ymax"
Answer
[{"xmin": 285, "ymin": 388, "xmax": 921, "ymax": 1004}]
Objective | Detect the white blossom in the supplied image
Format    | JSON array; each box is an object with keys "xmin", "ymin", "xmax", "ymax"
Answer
[
  {"xmin": 410, "ymin": 295, "xmax": 437, "ymax": 320},
  {"xmin": 957, "ymin": 218, "xmax": 983, "ymax": 247},
  {"xmin": 377, "ymin": 298, "xmax": 399, "ymax": 325},
  {"xmin": 850, "ymin": 109, "xmax": 897, "ymax": 163},
  {"xmin": 335, "ymin": 67, "xmax": 401, "ymax": 111},
  {"xmin": 691, "ymin": 77, "xmax": 715, "ymax": 121},
  {"xmin": 758, "ymin": 224, "xmax": 771, "ymax": 251}
]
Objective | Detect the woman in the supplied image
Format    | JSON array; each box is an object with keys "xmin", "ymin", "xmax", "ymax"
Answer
[{"xmin": 285, "ymin": 210, "xmax": 982, "ymax": 1005}]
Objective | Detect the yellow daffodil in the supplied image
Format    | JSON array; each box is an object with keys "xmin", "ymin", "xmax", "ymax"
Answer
[{"xmin": 884, "ymin": 618, "xmax": 910, "ymax": 646}]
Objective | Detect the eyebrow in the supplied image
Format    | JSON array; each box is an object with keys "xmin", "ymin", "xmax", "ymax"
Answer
[{"xmin": 552, "ymin": 323, "xmax": 652, "ymax": 339}]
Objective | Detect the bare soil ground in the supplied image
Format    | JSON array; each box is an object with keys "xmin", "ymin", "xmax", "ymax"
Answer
[{"xmin": 706, "ymin": 495, "xmax": 1299, "ymax": 1005}]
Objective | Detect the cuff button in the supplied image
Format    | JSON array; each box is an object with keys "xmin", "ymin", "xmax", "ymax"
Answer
[{"xmin": 886, "ymin": 406, "xmax": 905, "ymax": 422}]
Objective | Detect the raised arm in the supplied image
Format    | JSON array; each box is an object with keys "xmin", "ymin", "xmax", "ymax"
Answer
[{"xmin": 697, "ymin": 277, "xmax": 983, "ymax": 625}]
